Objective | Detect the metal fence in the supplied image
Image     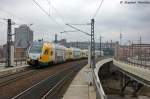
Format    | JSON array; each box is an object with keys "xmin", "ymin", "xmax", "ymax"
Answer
[
  {"xmin": 0, "ymin": 51, "xmax": 27, "ymax": 67},
  {"xmin": 0, "ymin": 58, "xmax": 27, "ymax": 67}
]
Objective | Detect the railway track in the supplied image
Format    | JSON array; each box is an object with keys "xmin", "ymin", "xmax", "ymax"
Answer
[
  {"xmin": 0, "ymin": 69, "xmax": 37, "ymax": 87},
  {"xmin": 0, "ymin": 59, "xmax": 87, "ymax": 99},
  {"xmin": 12, "ymin": 61, "xmax": 85, "ymax": 99}
]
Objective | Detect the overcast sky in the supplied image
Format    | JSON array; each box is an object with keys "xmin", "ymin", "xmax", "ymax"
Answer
[{"xmin": 0, "ymin": 0, "xmax": 150, "ymax": 45}]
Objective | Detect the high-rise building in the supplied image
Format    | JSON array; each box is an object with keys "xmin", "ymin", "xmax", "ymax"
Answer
[{"xmin": 15, "ymin": 25, "xmax": 33, "ymax": 48}]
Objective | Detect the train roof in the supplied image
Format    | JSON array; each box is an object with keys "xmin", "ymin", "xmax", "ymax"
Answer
[{"xmin": 31, "ymin": 41, "xmax": 83, "ymax": 51}]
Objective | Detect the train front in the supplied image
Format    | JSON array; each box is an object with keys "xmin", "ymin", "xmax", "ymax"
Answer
[{"xmin": 27, "ymin": 42, "xmax": 43, "ymax": 66}]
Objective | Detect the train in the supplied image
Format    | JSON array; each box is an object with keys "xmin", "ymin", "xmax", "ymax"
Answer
[{"xmin": 27, "ymin": 41, "xmax": 103, "ymax": 67}]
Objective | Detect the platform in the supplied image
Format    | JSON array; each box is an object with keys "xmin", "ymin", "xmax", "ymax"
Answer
[{"xmin": 62, "ymin": 65, "xmax": 96, "ymax": 99}]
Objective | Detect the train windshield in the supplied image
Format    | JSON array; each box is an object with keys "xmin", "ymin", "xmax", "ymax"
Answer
[{"xmin": 29, "ymin": 45, "xmax": 42, "ymax": 53}]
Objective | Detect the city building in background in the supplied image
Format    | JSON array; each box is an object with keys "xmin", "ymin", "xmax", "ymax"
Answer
[
  {"xmin": 15, "ymin": 25, "xmax": 33, "ymax": 49},
  {"xmin": 2, "ymin": 41, "xmax": 14, "ymax": 59},
  {"xmin": 115, "ymin": 43, "xmax": 150, "ymax": 61},
  {"xmin": 14, "ymin": 25, "xmax": 33, "ymax": 59},
  {"xmin": 0, "ymin": 25, "xmax": 33, "ymax": 60}
]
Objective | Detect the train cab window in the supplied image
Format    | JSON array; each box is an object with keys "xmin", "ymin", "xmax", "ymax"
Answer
[
  {"xmin": 69, "ymin": 52, "xmax": 72, "ymax": 55},
  {"xmin": 51, "ymin": 51, "xmax": 53, "ymax": 55},
  {"xmin": 44, "ymin": 49, "xmax": 48, "ymax": 55}
]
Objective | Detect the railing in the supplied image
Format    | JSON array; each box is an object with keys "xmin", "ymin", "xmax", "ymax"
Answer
[
  {"xmin": 127, "ymin": 58, "xmax": 150, "ymax": 68},
  {"xmin": 0, "ymin": 58, "xmax": 27, "ymax": 67},
  {"xmin": 114, "ymin": 57, "xmax": 150, "ymax": 69},
  {"xmin": 93, "ymin": 58, "xmax": 113, "ymax": 99}
]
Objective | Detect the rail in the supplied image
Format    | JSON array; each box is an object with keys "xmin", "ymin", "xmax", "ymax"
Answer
[
  {"xmin": 0, "ymin": 70, "xmax": 35, "ymax": 87},
  {"xmin": 93, "ymin": 58, "xmax": 113, "ymax": 99},
  {"xmin": 12, "ymin": 60, "xmax": 86, "ymax": 99}
]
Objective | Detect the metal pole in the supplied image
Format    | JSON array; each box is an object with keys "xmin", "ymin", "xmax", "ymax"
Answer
[
  {"xmin": 140, "ymin": 36, "xmax": 142, "ymax": 66},
  {"xmin": 100, "ymin": 36, "xmax": 102, "ymax": 57},
  {"xmin": 132, "ymin": 41, "xmax": 133, "ymax": 58},
  {"xmin": 90, "ymin": 19, "xmax": 95, "ymax": 69},
  {"xmin": 120, "ymin": 33, "xmax": 122, "ymax": 46},
  {"xmin": 6, "ymin": 19, "xmax": 12, "ymax": 67},
  {"xmin": 54, "ymin": 34, "xmax": 58, "ymax": 43},
  {"xmin": 123, "ymin": 46, "xmax": 125, "ymax": 62}
]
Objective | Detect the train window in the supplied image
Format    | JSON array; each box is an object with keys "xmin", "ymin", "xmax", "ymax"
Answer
[
  {"xmin": 69, "ymin": 52, "xmax": 72, "ymax": 55},
  {"xmin": 30, "ymin": 45, "xmax": 42, "ymax": 53},
  {"xmin": 44, "ymin": 49, "xmax": 48, "ymax": 55},
  {"xmin": 51, "ymin": 51, "xmax": 53, "ymax": 55}
]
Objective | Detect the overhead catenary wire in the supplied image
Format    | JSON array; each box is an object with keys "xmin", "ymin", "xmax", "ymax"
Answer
[
  {"xmin": 0, "ymin": 18, "xmax": 21, "ymax": 28},
  {"xmin": 45, "ymin": 0, "xmax": 92, "ymax": 34},
  {"xmin": 0, "ymin": 7, "xmax": 28, "ymax": 24},
  {"xmin": 68, "ymin": 23, "xmax": 91, "ymax": 26},
  {"xmin": 0, "ymin": 21, "xmax": 6, "ymax": 25},
  {"xmin": 45, "ymin": 0, "xmax": 66, "ymax": 24},
  {"xmin": 46, "ymin": 0, "xmax": 51, "ymax": 15},
  {"xmin": 0, "ymin": 8, "xmax": 34, "ymax": 28},
  {"xmin": 60, "ymin": 30, "xmax": 78, "ymax": 33},
  {"xmin": 32, "ymin": 0, "xmax": 65, "ymax": 31},
  {"xmin": 0, "ymin": 18, "xmax": 7, "ymax": 25},
  {"xmin": 92, "ymin": 0, "xmax": 104, "ymax": 19},
  {"xmin": 0, "ymin": 17, "xmax": 5, "ymax": 20},
  {"xmin": 66, "ymin": 24, "xmax": 91, "ymax": 36}
]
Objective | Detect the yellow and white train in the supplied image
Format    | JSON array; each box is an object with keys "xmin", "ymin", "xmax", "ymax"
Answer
[
  {"xmin": 27, "ymin": 41, "xmax": 103, "ymax": 67},
  {"xmin": 27, "ymin": 41, "xmax": 89, "ymax": 67}
]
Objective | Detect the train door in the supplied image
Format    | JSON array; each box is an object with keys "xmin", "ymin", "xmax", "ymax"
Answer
[
  {"xmin": 40, "ymin": 43, "xmax": 52, "ymax": 63},
  {"xmin": 41, "ymin": 47, "xmax": 49, "ymax": 63},
  {"xmin": 48, "ymin": 46, "xmax": 53, "ymax": 63}
]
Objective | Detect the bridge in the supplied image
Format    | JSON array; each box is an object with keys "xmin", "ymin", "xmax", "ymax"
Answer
[{"xmin": 93, "ymin": 58, "xmax": 150, "ymax": 99}]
